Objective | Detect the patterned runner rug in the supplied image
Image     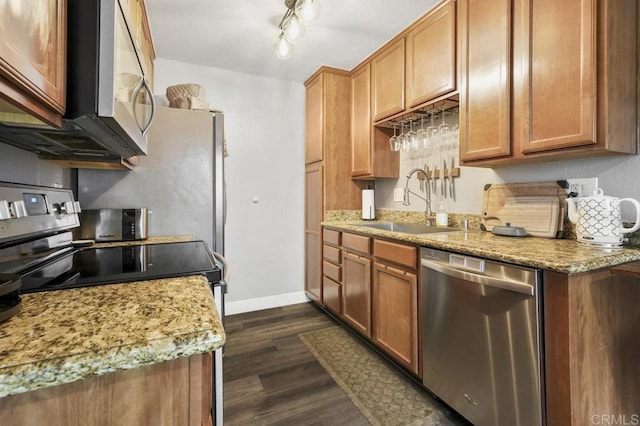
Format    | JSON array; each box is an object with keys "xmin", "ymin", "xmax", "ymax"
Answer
[{"xmin": 299, "ymin": 326, "xmax": 467, "ymax": 426}]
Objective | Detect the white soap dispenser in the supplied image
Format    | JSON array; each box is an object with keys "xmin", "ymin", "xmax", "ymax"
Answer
[{"xmin": 436, "ymin": 200, "xmax": 448, "ymax": 227}]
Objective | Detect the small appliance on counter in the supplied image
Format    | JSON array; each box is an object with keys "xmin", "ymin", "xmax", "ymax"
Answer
[
  {"xmin": 362, "ymin": 187, "xmax": 375, "ymax": 220},
  {"xmin": 78, "ymin": 208, "xmax": 149, "ymax": 242},
  {"xmin": 567, "ymin": 188, "xmax": 640, "ymax": 247}
]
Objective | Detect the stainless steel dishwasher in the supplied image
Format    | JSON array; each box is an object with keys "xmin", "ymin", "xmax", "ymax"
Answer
[{"xmin": 420, "ymin": 247, "xmax": 544, "ymax": 426}]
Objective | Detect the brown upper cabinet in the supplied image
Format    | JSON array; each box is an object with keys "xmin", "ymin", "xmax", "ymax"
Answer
[
  {"xmin": 459, "ymin": 0, "xmax": 638, "ymax": 166},
  {"xmin": 458, "ymin": 0, "xmax": 511, "ymax": 161},
  {"xmin": 371, "ymin": 39, "xmax": 406, "ymax": 122},
  {"xmin": 406, "ymin": 0, "xmax": 457, "ymax": 108},
  {"xmin": 351, "ymin": 63, "xmax": 399, "ymax": 179},
  {"xmin": 0, "ymin": 0, "xmax": 67, "ymax": 128},
  {"xmin": 305, "ymin": 73, "xmax": 325, "ymax": 164}
]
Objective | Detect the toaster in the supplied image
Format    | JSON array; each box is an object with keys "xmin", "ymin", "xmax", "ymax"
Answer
[{"xmin": 78, "ymin": 209, "xmax": 149, "ymax": 242}]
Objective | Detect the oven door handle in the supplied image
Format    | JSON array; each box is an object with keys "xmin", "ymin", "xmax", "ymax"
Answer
[{"xmin": 421, "ymin": 258, "xmax": 535, "ymax": 296}]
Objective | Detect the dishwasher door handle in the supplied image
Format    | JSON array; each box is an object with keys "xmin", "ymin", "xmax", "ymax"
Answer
[{"xmin": 421, "ymin": 258, "xmax": 535, "ymax": 296}]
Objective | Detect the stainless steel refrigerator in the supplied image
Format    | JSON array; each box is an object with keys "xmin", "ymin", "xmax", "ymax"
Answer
[{"xmin": 77, "ymin": 106, "xmax": 226, "ymax": 424}]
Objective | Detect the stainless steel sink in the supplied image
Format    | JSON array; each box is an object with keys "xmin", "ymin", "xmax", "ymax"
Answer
[{"xmin": 357, "ymin": 221, "xmax": 460, "ymax": 235}]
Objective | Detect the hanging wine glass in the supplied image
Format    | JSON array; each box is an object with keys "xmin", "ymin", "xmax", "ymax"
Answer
[
  {"xmin": 398, "ymin": 121, "xmax": 408, "ymax": 151},
  {"xmin": 417, "ymin": 115, "xmax": 428, "ymax": 149},
  {"xmin": 406, "ymin": 118, "xmax": 418, "ymax": 151},
  {"xmin": 438, "ymin": 105, "xmax": 450, "ymax": 140},
  {"xmin": 426, "ymin": 109, "xmax": 438, "ymax": 149},
  {"xmin": 388, "ymin": 124, "xmax": 400, "ymax": 151}
]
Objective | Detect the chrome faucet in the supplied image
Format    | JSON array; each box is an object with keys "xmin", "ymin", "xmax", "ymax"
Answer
[{"xmin": 403, "ymin": 167, "xmax": 433, "ymax": 225}]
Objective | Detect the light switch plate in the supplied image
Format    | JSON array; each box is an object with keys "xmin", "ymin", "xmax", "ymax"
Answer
[{"xmin": 394, "ymin": 187, "xmax": 405, "ymax": 202}]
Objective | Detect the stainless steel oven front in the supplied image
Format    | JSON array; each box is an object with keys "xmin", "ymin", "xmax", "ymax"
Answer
[{"xmin": 420, "ymin": 247, "xmax": 545, "ymax": 426}]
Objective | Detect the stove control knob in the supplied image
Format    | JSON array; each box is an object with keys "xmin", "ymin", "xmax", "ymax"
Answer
[
  {"xmin": 10, "ymin": 201, "xmax": 27, "ymax": 218},
  {"xmin": 73, "ymin": 201, "xmax": 82, "ymax": 213},
  {"xmin": 64, "ymin": 201, "xmax": 76, "ymax": 214},
  {"xmin": 53, "ymin": 202, "xmax": 75, "ymax": 214},
  {"xmin": 0, "ymin": 200, "xmax": 10, "ymax": 220}
]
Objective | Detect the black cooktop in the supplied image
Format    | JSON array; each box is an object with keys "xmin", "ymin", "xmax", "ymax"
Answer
[{"xmin": 19, "ymin": 241, "xmax": 222, "ymax": 294}]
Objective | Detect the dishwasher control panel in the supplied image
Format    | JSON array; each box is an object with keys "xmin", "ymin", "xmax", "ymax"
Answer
[{"xmin": 448, "ymin": 254, "xmax": 485, "ymax": 273}]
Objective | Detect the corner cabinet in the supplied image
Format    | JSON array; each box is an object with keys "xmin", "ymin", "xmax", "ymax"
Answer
[
  {"xmin": 0, "ymin": 0, "xmax": 66, "ymax": 127},
  {"xmin": 459, "ymin": 0, "xmax": 638, "ymax": 166},
  {"xmin": 304, "ymin": 68, "xmax": 361, "ymax": 303}
]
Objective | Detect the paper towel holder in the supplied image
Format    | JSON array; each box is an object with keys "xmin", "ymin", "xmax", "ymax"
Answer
[{"xmin": 362, "ymin": 185, "xmax": 375, "ymax": 220}]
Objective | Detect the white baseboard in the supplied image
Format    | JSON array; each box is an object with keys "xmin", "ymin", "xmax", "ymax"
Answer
[{"xmin": 225, "ymin": 291, "xmax": 310, "ymax": 315}]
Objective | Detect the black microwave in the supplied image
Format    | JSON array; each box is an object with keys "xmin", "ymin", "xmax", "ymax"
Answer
[{"xmin": 0, "ymin": 0, "xmax": 155, "ymax": 159}]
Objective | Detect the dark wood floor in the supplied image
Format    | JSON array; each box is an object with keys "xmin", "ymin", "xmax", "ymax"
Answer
[{"xmin": 223, "ymin": 302, "xmax": 370, "ymax": 425}]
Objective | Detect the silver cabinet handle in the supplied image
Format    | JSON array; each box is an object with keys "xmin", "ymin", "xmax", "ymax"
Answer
[
  {"xmin": 132, "ymin": 77, "xmax": 145, "ymax": 132},
  {"xmin": 140, "ymin": 78, "xmax": 156, "ymax": 136},
  {"xmin": 421, "ymin": 258, "xmax": 535, "ymax": 296},
  {"xmin": 132, "ymin": 77, "xmax": 156, "ymax": 136}
]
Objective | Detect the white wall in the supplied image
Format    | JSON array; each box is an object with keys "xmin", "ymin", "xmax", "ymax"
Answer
[
  {"xmin": 154, "ymin": 58, "xmax": 306, "ymax": 311},
  {"xmin": 0, "ymin": 143, "xmax": 70, "ymax": 188}
]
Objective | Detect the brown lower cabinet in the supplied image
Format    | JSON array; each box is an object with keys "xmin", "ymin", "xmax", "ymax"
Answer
[
  {"xmin": 321, "ymin": 228, "xmax": 420, "ymax": 376},
  {"xmin": 342, "ymin": 250, "xmax": 372, "ymax": 338},
  {"xmin": 0, "ymin": 353, "xmax": 213, "ymax": 426},
  {"xmin": 322, "ymin": 228, "xmax": 342, "ymax": 315},
  {"xmin": 372, "ymin": 262, "xmax": 419, "ymax": 375}
]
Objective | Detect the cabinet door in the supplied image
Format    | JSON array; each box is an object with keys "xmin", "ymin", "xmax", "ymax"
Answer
[
  {"xmin": 458, "ymin": 0, "xmax": 512, "ymax": 162},
  {"xmin": 342, "ymin": 251, "xmax": 372, "ymax": 338},
  {"xmin": 371, "ymin": 39, "xmax": 405, "ymax": 122},
  {"xmin": 305, "ymin": 73, "xmax": 324, "ymax": 164},
  {"xmin": 513, "ymin": 0, "xmax": 596, "ymax": 154},
  {"xmin": 351, "ymin": 64, "xmax": 372, "ymax": 177},
  {"xmin": 406, "ymin": 0, "xmax": 457, "ymax": 108},
  {"xmin": 305, "ymin": 163, "xmax": 323, "ymax": 302},
  {"xmin": 372, "ymin": 262, "xmax": 419, "ymax": 374},
  {"xmin": 0, "ymin": 0, "xmax": 66, "ymax": 127},
  {"xmin": 322, "ymin": 276, "xmax": 342, "ymax": 315}
]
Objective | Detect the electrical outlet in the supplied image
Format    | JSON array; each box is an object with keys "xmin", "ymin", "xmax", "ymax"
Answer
[
  {"xmin": 393, "ymin": 187, "xmax": 405, "ymax": 202},
  {"xmin": 566, "ymin": 178, "xmax": 598, "ymax": 198}
]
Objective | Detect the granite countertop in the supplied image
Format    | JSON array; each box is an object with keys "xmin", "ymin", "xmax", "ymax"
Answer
[
  {"xmin": 323, "ymin": 220, "xmax": 640, "ymax": 274},
  {"xmin": 0, "ymin": 275, "xmax": 225, "ymax": 398}
]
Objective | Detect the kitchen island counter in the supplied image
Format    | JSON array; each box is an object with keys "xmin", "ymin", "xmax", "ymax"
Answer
[
  {"xmin": 0, "ymin": 275, "xmax": 225, "ymax": 398},
  {"xmin": 323, "ymin": 220, "xmax": 640, "ymax": 274}
]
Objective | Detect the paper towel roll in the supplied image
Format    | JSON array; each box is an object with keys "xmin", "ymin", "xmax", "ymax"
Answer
[{"xmin": 362, "ymin": 189, "xmax": 375, "ymax": 220}]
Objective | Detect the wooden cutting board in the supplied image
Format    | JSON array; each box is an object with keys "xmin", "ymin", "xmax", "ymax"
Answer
[
  {"xmin": 482, "ymin": 181, "xmax": 567, "ymax": 238},
  {"xmin": 483, "ymin": 196, "xmax": 560, "ymax": 237}
]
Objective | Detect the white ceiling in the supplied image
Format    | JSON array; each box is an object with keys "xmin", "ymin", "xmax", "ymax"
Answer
[{"xmin": 145, "ymin": 0, "xmax": 439, "ymax": 83}]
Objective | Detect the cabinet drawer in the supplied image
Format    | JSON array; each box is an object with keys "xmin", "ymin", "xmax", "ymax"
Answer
[
  {"xmin": 322, "ymin": 276, "xmax": 342, "ymax": 315},
  {"xmin": 373, "ymin": 240, "xmax": 417, "ymax": 269},
  {"xmin": 323, "ymin": 260, "xmax": 342, "ymax": 282},
  {"xmin": 323, "ymin": 228, "xmax": 341, "ymax": 245},
  {"xmin": 323, "ymin": 244, "xmax": 341, "ymax": 264},
  {"xmin": 342, "ymin": 233, "xmax": 371, "ymax": 254}
]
